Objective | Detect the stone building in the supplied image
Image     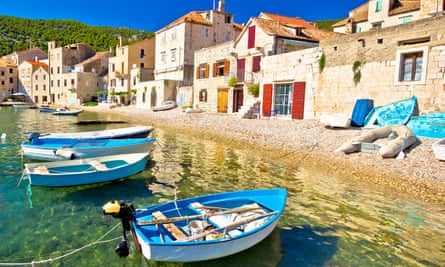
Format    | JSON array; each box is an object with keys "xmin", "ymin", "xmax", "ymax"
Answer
[
  {"xmin": 47, "ymin": 41, "xmax": 109, "ymax": 106},
  {"xmin": 2, "ymin": 47, "xmax": 48, "ymax": 65},
  {"xmin": 151, "ymin": 0, "xmax": 243, "ymax": 109},
  {"xmin": 193, "ymin": 13, "xmax": 339, "ymax": 118},
  {"xmin": 317, "ymin": 14, "xmax": 445, "ymax": 117},
  {"xmin": 108, "ymin": 37, "xmax": 155, "ymax": 105},
  {"xmin": 0, "ymin": 59, "xmax": 18, "ymax": 101},
  {"xmin": 333, "ymin": 0, "xmax": 445, "ymax": 34},
  {"xmin": 18, "ymin": 60, "xmax": 49, "ymax": 104}
]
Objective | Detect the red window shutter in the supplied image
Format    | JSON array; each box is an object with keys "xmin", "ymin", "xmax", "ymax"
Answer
[
  {"xmin": 262, "ymin": 84, "xmax": 272, "ymax": 117},
  {"xmin": 252, "ymin": 56, "xmax": 261, "ymax": 72},
  {"xmin": 196, "ymin": 66, "xmax": 200, "ymax": 79},
  {"xmin": 213, "ymin": 63, "xmax": 217, "ymax": 77},
  {"xmin": 248, "ymin": 26, "xmax": 256, "ymax": 49}
]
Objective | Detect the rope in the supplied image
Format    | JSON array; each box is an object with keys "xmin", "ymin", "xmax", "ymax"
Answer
[{"xmin": 0, "ymin": 223, "xmax": 121, "ymax": 266}]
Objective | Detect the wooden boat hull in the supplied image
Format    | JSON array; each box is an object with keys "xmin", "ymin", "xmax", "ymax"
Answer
[
  {"xmin": 21, "ymin": 137, "xmax": 155, "ymax": 161},
  {"xmin": 129, "ymin": 188, "xmax": 287, "ymax": 262},
  {"xmin": 31, "ymin": 126, "xmax": 154, "ymax": 140},
  {"xmin": 432, "ymin": 139, "xmax": 445, "ymax": 161},
  {"xmin": 25, "ymin": 153, "xmax": 149, "ymax": 187}
]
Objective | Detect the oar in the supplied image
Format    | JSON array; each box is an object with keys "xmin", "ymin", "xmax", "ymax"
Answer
[
  {"xmin": 177, "ymin": 211, "xmax": 279, "ymax": 242},
  {"xmin": 137, "ymin": 205, "xmax": 264, "ymax": 225}
]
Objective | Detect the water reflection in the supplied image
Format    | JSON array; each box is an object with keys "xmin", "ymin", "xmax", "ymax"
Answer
[{"xmin": 0, "ymin": 108, "xmax": 443, "ymax": 266}]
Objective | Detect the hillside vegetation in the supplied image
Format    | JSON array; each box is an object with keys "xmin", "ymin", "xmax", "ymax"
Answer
[{"xmin": 0, "ymin": 16, "xmax": 154, "ymax": 56}]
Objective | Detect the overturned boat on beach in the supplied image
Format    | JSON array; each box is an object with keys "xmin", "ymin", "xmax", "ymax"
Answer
[{"xmin": 335, "ymin": 125, "xmax": 417, "ymax": 158}]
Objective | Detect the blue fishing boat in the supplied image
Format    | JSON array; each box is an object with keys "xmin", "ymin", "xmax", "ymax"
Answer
[
  {"xmin": 28, "ymin": 126, "xmax": 154, "ymax": 140},
  {"xmin": 39, "ymin": 106, "xmax": 57, "ymax": 112},
  {"xmin": 407, "ymin": 112, "xmax": 445, "ymax": 139},
  {"xmin": 21, "ymin": 137, "xmax": 155, "ymax": 161},
  {"xmin": 24, "ymin": 153, "xmax": 149, "ymax": 187},
  {"xmin": 102, "ymin": 188, "xmax": 287, "ymax": 262},
  {"xmin": 364, "ymin": 96, "xmax": 417, "ymax": 128}
]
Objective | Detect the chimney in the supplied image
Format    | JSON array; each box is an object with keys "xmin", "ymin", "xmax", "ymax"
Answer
[{"xmin": 218, "ymin": 0, "xmax": 225, "ymax": 12}]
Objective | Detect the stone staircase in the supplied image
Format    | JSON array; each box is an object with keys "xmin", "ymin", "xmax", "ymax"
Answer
[{"xmin": 235, "ymin": 100, "xmax": 261, "ymax": 119}]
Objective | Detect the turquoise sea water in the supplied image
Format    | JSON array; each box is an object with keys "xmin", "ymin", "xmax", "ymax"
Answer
[{"xmin": 0, "ymin": 107, "xmax": 443, "ymax": 266}]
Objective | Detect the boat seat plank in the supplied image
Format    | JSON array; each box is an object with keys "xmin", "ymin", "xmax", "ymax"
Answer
[
  {"xmin": 152, "ymin": 211, "xmax": 187, "ymax": 241},
  {"xmin": 89, "ymin": 160, "xmax": 108, "ymax": 171},
  {"xmin": 34, "ymin": 165, "xmax": 50, "ymax": 174}
]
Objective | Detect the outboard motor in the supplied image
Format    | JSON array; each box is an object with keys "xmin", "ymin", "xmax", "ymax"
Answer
[
  {"xmin": 103, "ymin": 200, "xmax": 135, "ymax": 258},
  {"xmin": 28, "ymin": 132, "xmax": 40, "ymax": 141}
]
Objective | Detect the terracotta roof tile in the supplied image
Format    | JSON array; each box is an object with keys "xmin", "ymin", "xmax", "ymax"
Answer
[
  {"xmin": 25, "ymin": 60, "xmax": 48, "ymax": 67},
  {"xmin": 260, "ymin": 12, "xmax": 317, "ymax": 29},
  {"xmin": 255, "ymin": 17, "xmax": 341, "ymax": 42}
]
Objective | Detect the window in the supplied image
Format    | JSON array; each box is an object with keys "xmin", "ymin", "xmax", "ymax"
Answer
[
  {"xmin": 160, "ymin": 52, "xmax": 166, "ymax": 64},
  {"xmin": 202, "ymin": 27, "xmax": 209, "ymax": 38},
  {"xmin": 171, "ymin": 29, "xmax": 176, "ymax": 40},
  {"xmin": 161, "ymin": 33, "xmax": 166, "ymax": 45},
  {"xmin": 375, "ymin": 0, "xmax": 383, "ymax": 12},
  {"xmin": 140, "ymin": 48, "xmax": 145, "ymax": 59},
  {"xmin": 35, "ymin": 85, "xmax": 38, "ymax": 91},
  {"xmin": 401, "ymin": 52, "xmax": 423, "ymax": 81},
  {"xmin": 248, "ymin": 26, "xmax": 256, "ymax": 49},
  {"xmin": 171, "ymin": 49, "xmax": 177, "ymax": 62},
  {"xmin": 399, "ymin": 16, "xmax": 412, "ymax": 24},
  {"xmin": 199, "ymin": 89, "xmax": 208, "ymax": 102},
  {"xmin": 252, "ymin": 56, "xmax": 261, "ymax": 73},
  {"xmin": 224, "ymin": 31, "xmax": 232, "ymax": 41},
  {"xmin": 35, "ymin": 75, "xmax": 38, "ymax": 80},
  {"xmin": 395, "ymin": 46, "xmax": 428, "ymax": 85},
  {"xmin": 196, "ymin": 64, "xmax": 209, "ymax": 79},
  {"xmin": 371, "ymin": 22, "xmax": 382, "ymax": 30},
  {"xmin": 213, "ymin": 60, "xmax": 229, "ymax": 77},
  {"xmin": 9, "ymin": 68, "xmax": 13, "ymax": 73},
  {"xmin": 225, "ymin": 15, "xmax": 232, "ymax": 24},
  {"xmin": 274, "ymin": 83, "xmax": 293, "ymax": 115}
]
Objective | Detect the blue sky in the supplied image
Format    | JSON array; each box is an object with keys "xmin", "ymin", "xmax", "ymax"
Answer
[{"xmin": 1, "ymin": 0, "xmax": 365, "ymax": 31}]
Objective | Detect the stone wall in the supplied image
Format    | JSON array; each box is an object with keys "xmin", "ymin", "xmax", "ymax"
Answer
[{"xmin": 317, "ymin": 15, "xmax": 445, "ymax": 117}]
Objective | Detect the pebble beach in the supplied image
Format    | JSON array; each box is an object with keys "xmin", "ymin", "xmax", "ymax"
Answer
[{"xmin": 84, "ymin": 105, "xmax": 445, "ymax": 204}]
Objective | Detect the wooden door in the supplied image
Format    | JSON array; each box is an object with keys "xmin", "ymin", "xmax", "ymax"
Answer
[
  {"xmin": 291, "ymin": 82, "xmax": 305, "ymax": 119},
  {"xmin": 232, "ymin": 87, "xmax": 243, "ymax": 112},
  {"xmin": 262, "ymin": 84, "xmax": 272, "ymax": 116},
  {"xmin": 217, "ymin": 89, "xmax": 228, "ymax": 113}
]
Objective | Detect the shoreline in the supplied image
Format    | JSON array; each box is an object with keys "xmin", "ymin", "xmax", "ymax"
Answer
[{"xmin": 81, "ymin": 105, "xmax": 444, "ymax": 204}]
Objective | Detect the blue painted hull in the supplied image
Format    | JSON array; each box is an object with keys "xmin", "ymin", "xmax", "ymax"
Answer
[
  {"xmin": 407, "ymin": 112, "xmax": 445, "ymax": 139},
  {"xmin": 25, "ymin": 153, "xmax": 149, "ymax": 187},
  {"xmin": 131, "ymin": 188, "xmax": 287, "ymax": 262},
  {"xmin": 364, "ymin": 96, "xmax": 417, "ymax": 128},
  {"xmin": 21, "ymin": 137, "xmax": 156, "ymax": 161}
]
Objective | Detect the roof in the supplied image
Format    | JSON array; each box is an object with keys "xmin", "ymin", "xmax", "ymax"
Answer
[
  {"xmin": 24, "ymin": 60, "xmax": 48, "ymax": 67},
  {"xmin": 157, "ymin": 11, "xmax": 213, "ymax": 32},
  {"xmin": 259, "ymin": 12, "xmax": 317, "ymax": 29},
  {"xmin": 333, "ymin": 2, "xmax": 369, "ymax": 27},
  {"xmin": 389, "ymin": 0, "xmax": 421, "ymax": 16},
  {"xmin": 252, "ymin": 16, "xmax": 342, "ymax": 43},
  {"xmin": 333, "ymin": 0, "xmax": 420, "ymax": 27}
]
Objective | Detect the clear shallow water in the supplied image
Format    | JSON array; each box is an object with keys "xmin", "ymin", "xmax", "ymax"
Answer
[{"xmin": 0, "ymin": 107, "xmax": 443, "ymax": 266}]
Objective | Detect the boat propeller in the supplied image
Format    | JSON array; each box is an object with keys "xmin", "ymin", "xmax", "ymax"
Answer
[{"xmin": 103, "ymin": 200, "xmax": 135, "ymax": 258}]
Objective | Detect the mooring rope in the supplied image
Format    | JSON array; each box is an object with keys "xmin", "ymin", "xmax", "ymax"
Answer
[{"xmin": 0, "ymin": 222, "xmax": 121, "ymax": 266}]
